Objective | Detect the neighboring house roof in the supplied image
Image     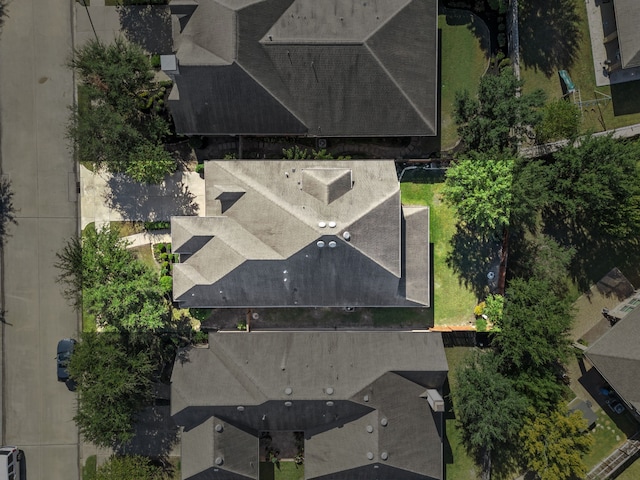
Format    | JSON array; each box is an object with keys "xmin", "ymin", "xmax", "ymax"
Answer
[
  {"xmin": 585, "ymin": 299, "xmax": 640, "ymax": 415},
  {"xmin": 164, "ymin": 0, "xmax": 438, "ymax": 136},
  {"xmin": 613, "ymin": 0, "xmax": 640, "ymax": 68},
  {"xmin": 171, "ymin": 330, "xmax": 448, "ymax": 480},
  {"xmin": 171, "ymin": 160, "xmax": 430, "ymax": 308}
]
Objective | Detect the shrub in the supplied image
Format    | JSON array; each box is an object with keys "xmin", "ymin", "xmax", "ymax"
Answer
[
  {"xmin": 145, "ymin": 221, "xmax": 170, "ymax": 231},
  {"xmin": 153, "ymin": 243, "xmax": 167, "ymax": 256},
  {"xmin": 195, "ymin": 163, "xmax": 205, "ymax": 175},
  {"xmin": 150, "ymin": 54, "xmax": 161, "ymax": 69},
  {"xmin": 498, "ymin": 33, "xmax": 507, "ymax": 48},
  {"xmin": 476, "ymin": 318, "xmax": 487, "ymax": 332},
  {"xmin": 474, "ymin": 302, "xmax": 486, "ymax": 317},
  {"xmin": 159, "ymin": 275, "xmax": 173, "ymax": 296},
  {"xmin": 192, "ymin": 330, "xmax": 209, "ymax": 345}
]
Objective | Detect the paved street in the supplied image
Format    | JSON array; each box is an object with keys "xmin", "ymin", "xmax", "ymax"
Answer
[{"xmin": 0, "ymin": 0, "xmax": 80, "ymax": 478}]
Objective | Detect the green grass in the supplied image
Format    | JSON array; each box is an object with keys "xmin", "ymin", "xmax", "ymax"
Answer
[
  {"xmin": 130, "ymin": 244, "xmax": 161, "ymax": 273},
  {"xmin": 82, "ymin": 455, "xmax": 97, "ymax": 480},
  {"xmin": 401, "ymin": 170, "xmax": 478, "ymax": 325},
  {"xmin": 583, "ymin": 409, "xmax": 639, "ymax": 470},
  {"xmin": 260, "ymin": 461, "xmax": 304, "ymax": 480},
  {"xmin": 439, "ymin": 8, "xmax": 490, "ymax": 150},
  {"xmin": 615, "ymin": 457, "xmax": 640, "ymax": 480},
  {"xmin": 520, "ymin": 0, "xmax": 640, "ymax": 134},
  {"xmin": 444, "ymin": 347, "xmax": 478, "ymax": 480}
]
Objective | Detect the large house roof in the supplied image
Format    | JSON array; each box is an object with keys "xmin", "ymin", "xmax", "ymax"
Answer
[
  {"xmin": 613, "ymin": 0, "xmax": 640, "ymax": 68},
  {"xmin": 171, "ymin": 330, "xmax": 448, "ymax": 480},
  {"xmin": 171, "ymin": 160, "xmax": 430, "ymax": 308},
  {"xmin": 586, "ymin": 301, "xmax": 640, "ymax": 414},
  {"xmin": 165, "ymin": 0, "xmax": 438, "ymax": 136}
]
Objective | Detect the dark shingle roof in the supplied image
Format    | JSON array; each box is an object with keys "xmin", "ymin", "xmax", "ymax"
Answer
[
  {"xmin": 613, "ymin": 0, "xmax": 640, "ymax": 69},
  {"xmin": 172, "ymin": 331, "xmax": 448, "ymax": 480},
  {"xmin": 166, "ymin": 0, "xmax": 438, "ymax": 136},
  {"xmin": 171, "ymin": 160, "xmax": 430, "ymax": 308},
  {"xmin": 586, "ymin": 305, "xmax": 640, "ymax": 413}
]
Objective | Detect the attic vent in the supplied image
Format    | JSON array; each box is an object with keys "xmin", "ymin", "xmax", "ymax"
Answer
[
  {"xmin": 380, "ymin": 418, "xmax": 388, "ymax": 426},
  {"xmin": 328, "ymin": 241, "xmax": 337, "ymax": 248},
  {"xmin": 284, "ymin": 401, "xmax": 292, "ymax": 407},
  {"xmin": 317, "ymin": 241, "xmax": 325, "ymax": 248},
  {"xmin": 366, "ymin": 425, "xmax": 374, "ymax": 433},
  {"xmin": 380, "ymin": 452, "xmax": 389, "ymax": 461},
  {"xmin": 237, "ymin": 406, "xmax": 245, "ymax": 412},
  {"xmin": 284, "ymin": 387, "xmax": 293, "ymax": 395},
  {"xmin": 326, "ymin": 387, "xmax": 334, "ymax": 395},
  {"xmin": 215, "ymin": 424, "xmax": 224, "ymax": 433},
  {"xmin": 215, "ymin": 457, "xmax": 224, "ymax": 466},
  {"xmin": 328, "ymin": 221, "xmax": 337, "ymax": 228},
  {"xmin": 343, "ymin": 231, "xmax": 351, "ymax": 240},
  {"xmin": 318, "ymin": 221, "xmax": 327, "ymax": 228},
  {"xmin": 367, "ymin": 452, "xmax": 374, "ymax": 460},
  {"xmin": 363, "ymin": 395, "xmax": 369, "ymax": 402},
  {"xmin": 326, "ymin": 401, "xmax": 334, "ymax": 406}
]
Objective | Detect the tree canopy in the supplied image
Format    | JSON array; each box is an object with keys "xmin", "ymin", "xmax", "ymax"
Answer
[
  {"xmin": 68, "ymin": 38, "xmax": 175, "ymax": 183},
  {"xmin": 454, "ymin": 67, "xmax": 545, "ymax": 153},
  {"xmin": 520, "ymin": 407, "xmax": 593, "ymax": 480},
  {"xmin": 493, "ymin": 277, "xmax": 573, "ymax": 409},
  {"xmin": 543, "ymin": 135, "xmax": 640, "ymax": 239},
  {"xmin": 56, "ymin": 223, "xmax": 169, "ymax": 332},
  {"xmin": 69, "ymin": 332, "xmax": 154, "ymax": 447},
  {"xmin": 443, "ymin": 151, "xmax": 514, "ymax": 234},
  {"xmin": 453, "ymin": 350, "xmax": 528, "ymax": 480}
]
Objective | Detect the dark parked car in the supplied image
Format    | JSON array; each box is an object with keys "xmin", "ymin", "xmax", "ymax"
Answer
[{"xmin": 56, "ymin": 338, "xmax": 76, "ymax": 382}]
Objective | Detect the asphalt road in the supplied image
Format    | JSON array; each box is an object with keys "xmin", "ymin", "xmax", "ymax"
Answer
[{"xmin": 0, "ymin": 0, "xmax": 80, "ymax": 478}]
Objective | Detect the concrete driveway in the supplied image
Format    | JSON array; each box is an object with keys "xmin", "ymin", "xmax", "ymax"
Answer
[{"xmin": 0, "ymin": 0, "xmax": 80, "ymax": 478}]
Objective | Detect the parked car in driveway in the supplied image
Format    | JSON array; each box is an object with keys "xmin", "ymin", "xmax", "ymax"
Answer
[{"xmin": 56, "ymin": 338, "xmax": 76, "ymax": 382}]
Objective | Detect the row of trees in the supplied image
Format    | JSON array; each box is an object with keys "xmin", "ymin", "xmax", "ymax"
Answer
[
  {"xmin": 68, "ymin": 38, "xmax": 176, "ymax": 183},
  {"xmin": 442, "ymin": 66, "xmax": 626, "ymax": 479},
  {"xmin": 56, "ymin": 225, "xmax": 189, "ymax": 447}
]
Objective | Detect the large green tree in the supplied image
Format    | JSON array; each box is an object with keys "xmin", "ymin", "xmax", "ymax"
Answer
[
  {"xmin": 454, "ymin": 351, "xmax": 528, "ymax": 480},
  {"xmin": 68, "ymin": 37, "xmax": 175, "ymax": 183},
  {"xmin": 69, "ymin": 332, "xmax": 154, "ymax": 448},
  {"xmin": 493, "ymin": 277, "xmax": 573, "ymax": 409},
  {"xmin": 536, "ymin": 99, "xmax": 581, "ymax": 143},
  {"xmin": 454, "ymin": 67, "xmax": 545, "ymax": 153},
  {"xmin": 443, "ymin": 152, "xmax": 514, "ymax": 234},
  {"xmin": 543, "ymin": 135, "xmax": 640, "ymax": 239},
  {"xmin": 520, "ymin": 407, "xmax": 593, "ymax": 480},
  {"xmin": 56, "ymin": 224, "xmax": 169, "ymax": 331}
]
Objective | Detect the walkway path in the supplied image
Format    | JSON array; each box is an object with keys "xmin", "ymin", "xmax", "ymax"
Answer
[{"xmin": 519, "ymin": 122, "xmax": 640, "ymax": 158}]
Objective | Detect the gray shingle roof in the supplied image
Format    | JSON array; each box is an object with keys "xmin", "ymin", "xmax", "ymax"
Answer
[
  {"xmin": 614, "ymin": 0, "xmax": 640, "ymax": 69},
  {"xmin": 165, "ymin": 0, "xmax": 438, "ymax": 136},
  {"xmin": 171, "ymin": 160, "xmax": 430, "ymax": 308},
  {"xmin": 172, "ymin": 331, "xmax": 448, "ymax": 480},
  {"xmin": 586, "ymin": 305, "xmax": 640, "ymax": 413}
]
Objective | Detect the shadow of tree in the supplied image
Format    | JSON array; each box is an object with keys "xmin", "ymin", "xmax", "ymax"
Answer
[
  {"xmin": 519, "ymin": 0, "xmax": 582, "ymax": 76},
  {"xmin": 446, "ymin": 223, "xmax": 501, "ymax": 300},
  {"xmin": 117, "ymin": 405, "xmax": 180, "ymax": 457},
  {"xmin": 542, "ymin": 212, "xmax": 640, "ymax": 293},
  {"xmin": 0, "ymin": 0, "xmax": 7, "ymax": 30},
  {"xmin": 442, "ymin": 7, "xmax": 491, "ymax": 55},
  {"xmin": 104, "ymin": 172, "xmax": 199, "ymax": 221},
  {"xmin": 117, "ymin": 4, "xmax": 172, "ymax": 55}
]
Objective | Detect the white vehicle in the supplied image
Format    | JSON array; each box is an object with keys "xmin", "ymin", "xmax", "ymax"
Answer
[{"xmin": 0, "ymin": 446, "xmax": 22, "ymax": 480}]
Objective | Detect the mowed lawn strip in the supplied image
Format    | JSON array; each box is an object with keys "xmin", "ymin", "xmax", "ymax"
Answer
[
  {"xmin": 401, "ymin": 170, "xmax": 477, "ymax": 325},
  {"xmin": 439, "ymin": 8, "xmax": 490, "ymax": 150}
]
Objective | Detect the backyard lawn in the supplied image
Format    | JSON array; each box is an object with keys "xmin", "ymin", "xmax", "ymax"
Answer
[
  {"xmin": 401, "ymin": 169, "xmax": 477, "ymax": 325},
  {"xmin": 519, "ymin": 0, "xmax": 640, "ymax": 133},
  {"xmin": 439, "ymin": 8, "xmax": 490, "ymax": 150}
]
